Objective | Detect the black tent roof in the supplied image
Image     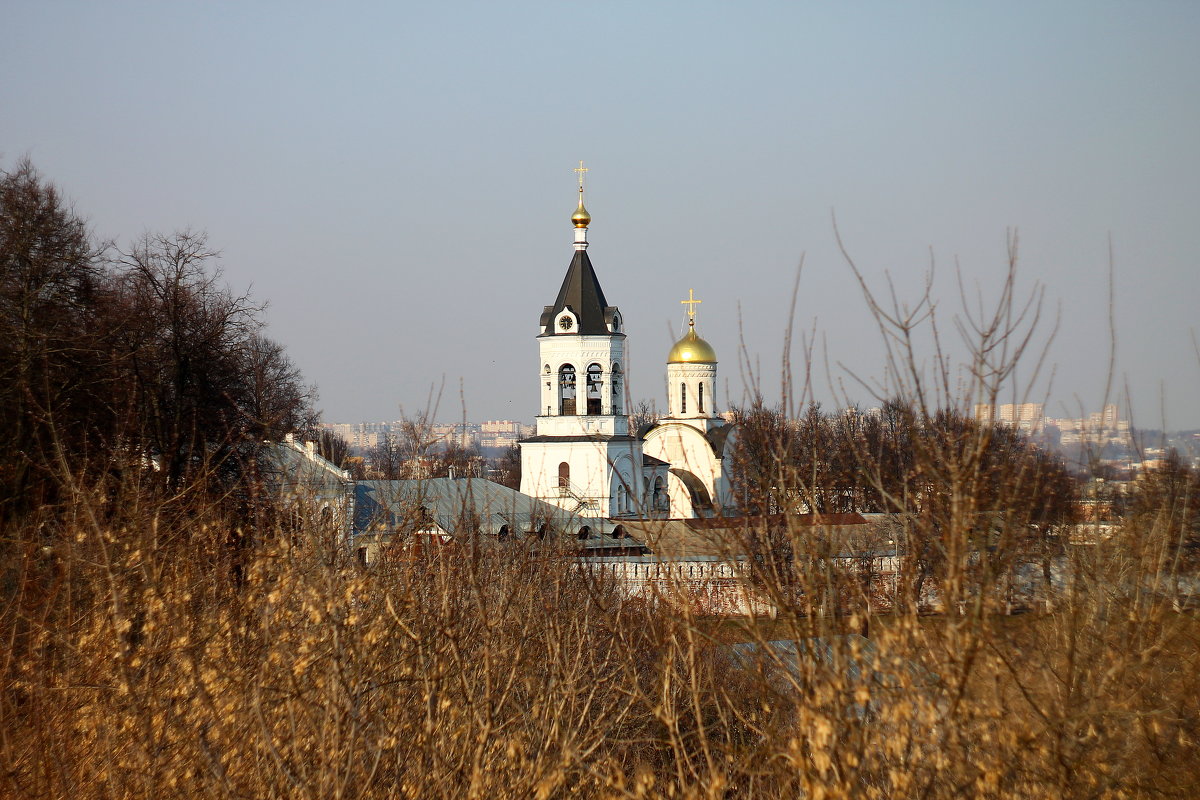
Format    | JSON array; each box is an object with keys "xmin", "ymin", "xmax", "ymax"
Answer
[{"xmin": 539, "ymin": 249, "xmax": 620, "ymax": 336}]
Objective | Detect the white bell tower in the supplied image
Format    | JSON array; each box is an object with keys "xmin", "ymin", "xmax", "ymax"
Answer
[{"xmin": 519, "ymin": 164, "xmax": 644, "ymax": 518}]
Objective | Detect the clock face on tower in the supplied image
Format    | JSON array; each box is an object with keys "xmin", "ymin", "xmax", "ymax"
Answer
[{"xmin": 558, "ymin": 315, "xmax": 574, "ymax": 331}]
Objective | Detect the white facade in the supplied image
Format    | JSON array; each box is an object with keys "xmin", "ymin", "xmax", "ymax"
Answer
[
  {"xmin": 533, "ymin": 334, "xmax": 627, "ymax": 431},
  {"xmin": 666, "ymin": 361, "xmax": 717, "ymax": 420},
  {"xmin": 581, "ymin": 556, "xmax": 774, "ymax": 616},
  {"xmin": 521, "ymin": 438, "xmax": 643, "ymax": 516},
  {"xmin": 641, "ymin": 419, "xmax": 735, "ymax": 518},
  {"xmin": 519, "ymin": 182, "xmax": 735, "ymax": 520},
  {"xmin": 519, "ymin": 187, "xmax": 644, "ymax": 518},
  {"xmin": 641, "ymin": 318, "xmax": 735, "ymax": 518}
]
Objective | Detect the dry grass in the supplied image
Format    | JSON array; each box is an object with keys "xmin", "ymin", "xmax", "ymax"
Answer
[
  {"xmin": 3, "ymin": 230, "xmax": 1197, "ymax": 797},
  {"xmin": 2, "ymin": 485, "xmax": 1198, "ymax": 799}
]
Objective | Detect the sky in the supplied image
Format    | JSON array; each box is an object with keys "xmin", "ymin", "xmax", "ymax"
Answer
[{"xmin": 4, "ymin": 1, "xmax": 1199, "ymax": 429}]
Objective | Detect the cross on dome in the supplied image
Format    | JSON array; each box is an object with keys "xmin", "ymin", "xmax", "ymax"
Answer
[{"xmin": 681, "ymin": 288, "xmax": 702, "ymax": 328}]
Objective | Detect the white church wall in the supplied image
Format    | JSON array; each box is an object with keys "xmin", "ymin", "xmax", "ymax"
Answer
[
  {"xmin": 581, "ymin": 556, "xmax": 775, "ymax": 616},
  {"xmin": 666, "ymin": 362, "xmax": 717, "ymax": 419},
  {"xmin": 642, "ymin": 423, "xmax": 732, "ymax": 517},
  {"xmin": 520, "ymin": 438, "xmax": 645, "ymax": 517}
]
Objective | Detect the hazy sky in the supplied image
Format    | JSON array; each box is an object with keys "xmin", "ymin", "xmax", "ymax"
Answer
[{"xmin": 5, "ymin": 2, "xmax": 1199, "ymax": 428}]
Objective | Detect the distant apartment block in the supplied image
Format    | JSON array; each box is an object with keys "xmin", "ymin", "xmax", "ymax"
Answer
[
  {"xmin": 324, "ymin": 423, "xmax": 385, "ymax": 450},
  {"xmin": 1050, "ymin": 405, "xmax": 1130, "ymax": 447},
  {"xmin": 478, "ymin": 420, "xmax": 536, "ymax": 449},
  {"xmin": 973, "ymin": 403, "xmax": 1045, "ymax": 433},
  {"xmin": 322, "ymin": 418, "xmax": 534, "ymax": 453},
  {"xmin": 975, "ymin": 403, "xmax": 1132, "ymax": 451}
]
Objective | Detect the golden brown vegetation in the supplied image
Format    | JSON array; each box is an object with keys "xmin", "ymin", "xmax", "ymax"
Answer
[
  {"xmin": 2, "ymin": 477, "xmax": 1198, "ymax": 799},
  {"xmin": 4, "ymin": 160, "xmax": 1198, "ymax": 798}
]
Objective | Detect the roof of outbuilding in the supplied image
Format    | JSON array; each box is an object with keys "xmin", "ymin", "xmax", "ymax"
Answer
[
  {"xmin": 260, "ymin": 439, "xmax": 351, "ymax": 495},
  {"xmin": 618, "ymin": 513, "xmax": 871, "ymax": 560},
  {"xmin": 724, "ymin": 636, "xmax": 940, "ymax": 689},
  {"xmin": 352, "ymin": 477, "xmax": 641, "ymax": 552}
]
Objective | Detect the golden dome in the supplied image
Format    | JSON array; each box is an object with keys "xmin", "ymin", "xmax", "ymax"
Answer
[
  {"xmin": 668, "ymin": 327, "xmax": 717, "ymax": 363},
  {"xmin": 572, "ymin": 198, "xmax": 591, "ymax": 228}
]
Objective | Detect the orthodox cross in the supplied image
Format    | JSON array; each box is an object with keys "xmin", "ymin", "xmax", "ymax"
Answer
[
  {"xmin": 681, "ymin": 288, "xmax": 702, "ymax": 327},
  {"xmin": 574, "ymin": 160, "xmax": 588, "ymax": 195}
]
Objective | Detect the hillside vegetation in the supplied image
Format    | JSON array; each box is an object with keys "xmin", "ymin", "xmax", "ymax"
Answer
[{"xmin": 2, "ymin": 161, "xmax": 1198, "ymax": 798}]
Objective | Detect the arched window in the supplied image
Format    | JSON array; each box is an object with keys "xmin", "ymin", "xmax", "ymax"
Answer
[
  {"xmin": 698, "ymin": 382, "xmax": 705, "ymax": 413},
  {"xmin": 653, "ymin": 476, "xmax": 665, "ymax": 510},
  {"xmin": 558, "ymin": 461, "xmax": 570, "ymax": 488},
  {"xmin": 586, "ymin": 363, "xmax": 603, "ymax": 414},
  {"xmin": 497, "ymin": 524, "xmax": 510, "ymax": 541},
  {"xmin": 616, "ymin": 485, "xmax": 626, "ymax": 514},
  {"xmin": 611, "ymin": 363, "xmax": 623, "ymax": 415},
  {"xmin": 577, "ymin": 525, "xmax": 592, "ymax": 540},
  {"xmin": 680, "ymin": 383, "xmax": 687, "ymax": 414},
  {"xmin": 559, "ymin": 364, "xmax": 576, "ymax": 415}
]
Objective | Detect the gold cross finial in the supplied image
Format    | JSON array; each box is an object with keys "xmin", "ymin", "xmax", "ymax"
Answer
[
  {"xmin": 574, "ymin": 160, "xmax": 588, "ymax": 195},
  {"xmin": 681, "ymin": 288, "xmax": 702, "ymax": 327}
]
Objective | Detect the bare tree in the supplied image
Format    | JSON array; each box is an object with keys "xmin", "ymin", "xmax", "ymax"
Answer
[
  {"xmin": 366, "ymin": 434, "xmax": 406, "ymax": 479},
  {"xmin": 315, "ymin": 429, "xmax": 352, "ymax": 469},
  {"xmin": 104, "ymin": 231, "xmax": 314, "ymax": 492},
  {"xmin": 491, "ymin": 443, "xmax": 521, "ymax": 489},
  {"xmin": 0, "ymin": 158, "xmax": 104, "ymax": 514},
  {"xmin": 628, "ymin": 398, "xmax": 659, "ymax": 433}
]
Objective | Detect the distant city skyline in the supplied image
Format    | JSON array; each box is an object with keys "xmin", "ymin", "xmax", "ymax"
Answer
[{"xmin": 4, "ymin": 2, "xmax": 1198, "ymax": 427}]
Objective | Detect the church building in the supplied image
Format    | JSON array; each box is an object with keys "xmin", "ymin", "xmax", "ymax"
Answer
[{"xmin": 519, "ymin": 166, "xmax": 736, "ymax": 519}]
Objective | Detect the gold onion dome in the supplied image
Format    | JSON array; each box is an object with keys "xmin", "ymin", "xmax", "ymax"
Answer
[
  {"xmin": 572, "ymin": 198, "xmax": 591, "ymax": 228},
  {"xmin": 668, "ymin": 327, "xmax": 718, "ymax": 363}
]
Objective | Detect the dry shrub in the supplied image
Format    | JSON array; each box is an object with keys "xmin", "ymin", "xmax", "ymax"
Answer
[
  {"xmin": 3, "ymin": 237, "xmax": 1198, "ymax": 798},
  {"xmin": 3, "ymin": 481, "xmax": 1197, "ymax": 799}
]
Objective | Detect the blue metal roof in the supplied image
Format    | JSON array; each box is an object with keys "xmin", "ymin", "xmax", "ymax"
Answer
[{"xmin": 353, "ymin": 477, "xmax": 635, "ymax": 549}]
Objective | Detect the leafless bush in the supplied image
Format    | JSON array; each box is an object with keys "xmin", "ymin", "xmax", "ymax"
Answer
[
  {"xmin": 3, "ymin": 466, "xmax": 1195, "ymax": 799},
  {"xmin": 3, "ymin": 194, "xmax": 1198, "ymax": 796}
]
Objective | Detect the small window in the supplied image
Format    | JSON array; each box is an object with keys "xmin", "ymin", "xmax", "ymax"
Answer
[
  {"xmin": 681, "ymin": 383, "xmax": 687, "ymax": 414},
  {"xmin": 698, "ymin": 383, "xmax": 705, "ymax": 413},
  {"xmin": 558, "ymin": 462, "xmax": 570, "ymax": 488}
]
